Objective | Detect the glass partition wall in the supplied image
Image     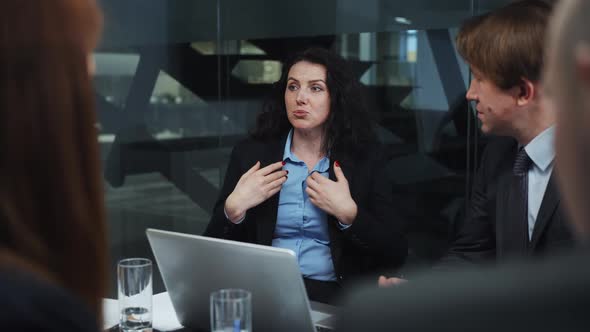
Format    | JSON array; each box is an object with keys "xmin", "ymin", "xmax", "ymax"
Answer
[{"xmin": 96, "ymin": 0, "xmax": 512, "ymax": 296}]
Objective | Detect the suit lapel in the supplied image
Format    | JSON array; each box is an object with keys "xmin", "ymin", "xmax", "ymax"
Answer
[
  {"xmin": 328, "ymin": 151, "xmax": 357, "ymax": 225},
  {"xmin": 495, "ymin": 172, "xmax": 510, "ymax": 258},
  {"xmin": 256, "ymin": 137, "xmax": 287, "ymax": 246},
  {"xmin": 496, "ymin": 171, "xmax": 529, "ymax": 257},
  {"xmin": 329, "ymin": 151, "xmax": 356, "ymax": 186},
  {"xmin": 327, "ymin": 150, "xmax": 357, "ymax": 275},
  {"xmin": 529, "ymin": 173, "xmax": 560, "ymax": 249},
  {"xmin": 495, "ymin": 143, "xmax": 530, "ymax": 258}
]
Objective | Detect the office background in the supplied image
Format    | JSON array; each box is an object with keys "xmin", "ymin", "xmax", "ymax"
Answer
[{"xmin": 94, "ymin": 0, "xmax": 515, "ymax": 296}]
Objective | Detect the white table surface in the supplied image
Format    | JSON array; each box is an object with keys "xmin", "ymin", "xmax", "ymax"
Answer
[{"xmin": 104, "ymin": 291, "xmax": 337, "ymax": 331}]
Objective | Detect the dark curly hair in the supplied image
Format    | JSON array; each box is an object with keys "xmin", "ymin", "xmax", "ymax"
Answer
[{"xmin": 251, "ymin": 47, "xmax": 377, "ymax": 155}]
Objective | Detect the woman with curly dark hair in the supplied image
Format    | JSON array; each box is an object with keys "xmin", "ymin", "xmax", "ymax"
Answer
[{"xmin": 205, "ymin": 47, "xmax": 407, "ymax": 304}]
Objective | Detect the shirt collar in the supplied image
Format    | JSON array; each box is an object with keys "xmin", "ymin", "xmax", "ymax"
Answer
[
  {"xmin": 524, "ymin": 125, "xmax": 555, "ymax": 172},
  {"xmin": 283, "ymin": 129, "xmax": 298, "ymax": 162}
]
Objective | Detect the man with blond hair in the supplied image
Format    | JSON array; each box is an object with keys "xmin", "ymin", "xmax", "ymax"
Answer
[
  {"xmin": 439, "ymin": 0, "xmax": 574, "ymax": 268},
  {"xmin": 380, "ymin": 0, "xmax": 575, "ymax": 287}
]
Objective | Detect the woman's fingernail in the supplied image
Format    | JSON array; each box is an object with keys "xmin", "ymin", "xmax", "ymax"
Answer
[
  {"xmin": 282, "ymin": 161, "xmax": 286, "ymax": 166},
  {"xmin": 335, "ymin": 160, "xmax": 340, "ymax": 168},
  {"xmin": 285, "ymin": 170, "xmax": 289, "ymax": 174}
]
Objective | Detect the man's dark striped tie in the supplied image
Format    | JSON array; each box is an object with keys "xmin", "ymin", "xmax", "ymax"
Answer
[
  {"xmin": 509, "ymin": 147, "xmax": 533, "ymax": 253},
  {"xmin": 513, "ymin": 148, "xmax": 533, "ymax": 177}
]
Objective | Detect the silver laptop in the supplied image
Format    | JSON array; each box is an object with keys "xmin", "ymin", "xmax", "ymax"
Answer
[{"xmin": 146, "ymin": 228, "xmax": 336, "ymax": 331}]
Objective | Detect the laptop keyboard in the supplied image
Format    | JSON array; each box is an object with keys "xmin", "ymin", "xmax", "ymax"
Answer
[{"xmin": 315, "ymin": 326, "xmax": 334, "ymax": 332}]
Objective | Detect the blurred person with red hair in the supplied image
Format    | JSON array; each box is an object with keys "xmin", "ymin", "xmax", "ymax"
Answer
[{"xmin": 0, "ymin": 1, "xmax": 108, "ymax": 330}]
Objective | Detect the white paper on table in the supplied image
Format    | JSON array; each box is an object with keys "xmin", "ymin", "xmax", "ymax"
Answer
[
  {"xmin": 103, "ymin": 292, "xmax": 183, "ymax": 331},
  {"xmin": 102, "ymin": 298, "xmax": 118, "ymax": 330},
  {"xmin": 152, "ymin": 292, "xmax": 183, "ymax": 331}
]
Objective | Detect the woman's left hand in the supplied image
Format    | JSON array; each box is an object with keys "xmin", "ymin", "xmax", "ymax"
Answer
[{"xmin": 306, "ymin": 161, "xmax": 358, "ymax": 225}]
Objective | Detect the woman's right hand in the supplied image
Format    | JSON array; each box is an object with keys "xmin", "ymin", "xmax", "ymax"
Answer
[{"xmin": 224, "ymin": 160, "xmax": 288, "ymax": 223}]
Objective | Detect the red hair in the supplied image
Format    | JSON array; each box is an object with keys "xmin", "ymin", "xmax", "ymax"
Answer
[{"xmin": 0, "ymin": 0, "xmax": 107, "ymax": 324}]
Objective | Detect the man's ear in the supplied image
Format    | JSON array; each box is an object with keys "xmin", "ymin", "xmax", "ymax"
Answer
[
  {"xmin": 575, "ymin": 43, "xmax": 590, "ymax": 88},
  {"xmin": 516, "ymin": 78, "xmax": 537, "ymax": 107}
]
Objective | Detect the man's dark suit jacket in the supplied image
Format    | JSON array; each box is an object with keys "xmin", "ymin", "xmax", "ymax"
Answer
[
  {"xmin": 337, "ymin": 248, "xmax": 590, "ymax": 332},
  {"xmin": 440, "ymin": 137, "xmax": 575, "ymax": 268},
  {"xmin": 204, "ymin": 136, "xmax": 407, "ymax": 285}
]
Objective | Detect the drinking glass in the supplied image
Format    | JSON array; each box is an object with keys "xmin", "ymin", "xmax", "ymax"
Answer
[
  {"xmin": 210, "ymin": 289, "xmax": 252, "ymax": 332},
  {"xmin": 118, "ymin": 258, "xmax": 153, "ymax": 332}
]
